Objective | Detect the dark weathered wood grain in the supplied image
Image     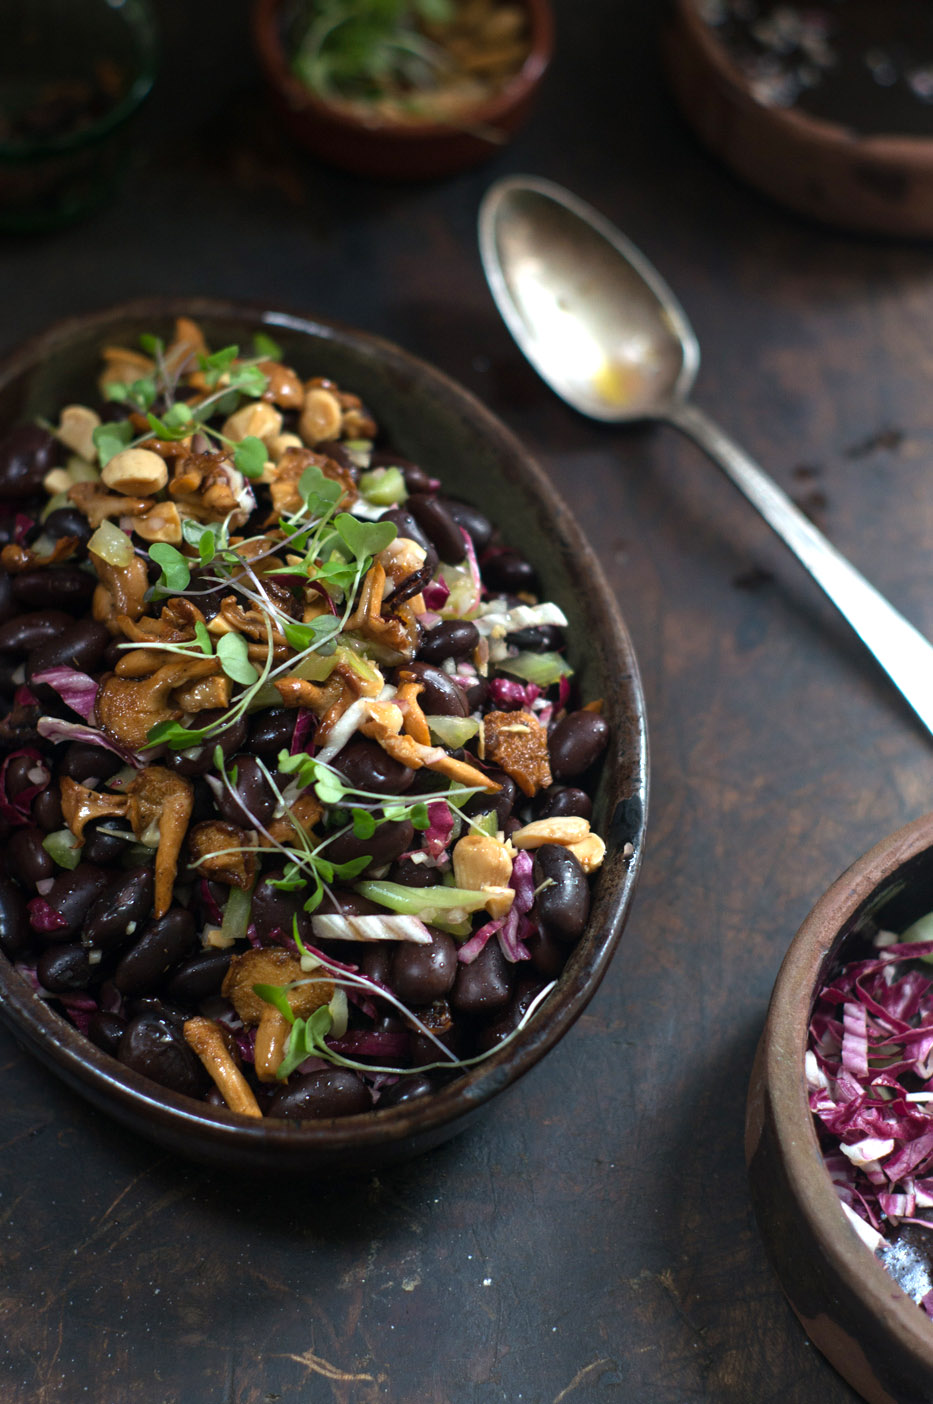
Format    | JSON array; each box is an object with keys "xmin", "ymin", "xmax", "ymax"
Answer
[{"xmin": 3, "ymin": 0, "xmax": 932, "ymax": 1398}]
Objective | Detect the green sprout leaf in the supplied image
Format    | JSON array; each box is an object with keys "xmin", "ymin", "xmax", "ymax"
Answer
[
  {"xmin": 276, "ymin": 1004, "xmax": 333, "ymax": 1080},
  {"xmin": 227, "ymin": 363, "xmax": 269, "ymax": 398},
  {"xmin": 145, "ymin": 719, "xmax": 207, "ymax": 750},
  {"xmin": 334, "ymin": 511, "xmax": 397, "ymax": 564},
  {"xmin": 299, "ymin": 464, "xmax": 343, "ymax": 510},
  {"xmin": 252, "ymin": 982, "xmax": 296, "ymax": 1024},
  {"xmin": 193, "ymin": 621, "xmax": 214, "ymax": 655},
  {"xmin": 92, "ymin": 419, "xmax": 134, "ymax": 467},
  {"xmin": 149, "ymin": 543, "xmax": 191, "ymax": 592},
  {"xmin": 352, "ymin": 807, "xmax": 377, "ymax": 840},
  {"xmin": 196, "ymin": 345, "xmax": 239, "ymax": 388},
  {"xmin": 253, "ymin": 331, "xmax": 283, "ymax": 361},
  {"xmin": 233, "ymin": 435, "xmax": 267, "ymax": 479},
  {"xmin": 105, "ymin": 375, "xmax": 158, "ymax": 413},
  {"xmin": 147, "ymin": 404, "xmax": 194, "ymax": 442},
  {"xmin": 282, "ymin": 617, "xmax": 341, "ymax": 653},
  {"xmin": 216, "ymin": 631, "xmax": 260, "ymax": 686},
  {"xmin": 139, "ymin": 333, "xmax": 164, "ymax": 356}
]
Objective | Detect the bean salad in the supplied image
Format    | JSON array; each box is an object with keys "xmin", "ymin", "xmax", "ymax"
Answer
[{"xmin": 0, "ymin": 318, "xmax": 610, "ymax": 1121}]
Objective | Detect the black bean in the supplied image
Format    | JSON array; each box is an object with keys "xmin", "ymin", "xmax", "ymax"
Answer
[
  {"xmin": 509, "ymin": 624, "xmax": 565, "ymax": 653},
  {"xmin": 475, "ymin": 973, "xmax": 549, "ymax": 1052},
  {"xmin": 27, "ymin": 620, "xmax": 110, "ymax": 680},
  {"xmin": 113, "ymin": 907, "xmax": 197, "ymax": 995},
  {"xmin": 378, "ymin": 1072, "xmax": 435, "ymax": 1108},
  {"xmin": 82, "ymin": 820, "xmax": 132, "ymax": 864},
  {"xmin": 315, "ymin": 891, "xmax": 385, "ymax": 926},
  {"xmin": 533, "ymin": 845, "xmax": 590, "ymax": 943},
  {"xmin": 0, "ymin": 425, "xmax": 60, "ymax": 500},
  {"xmin": 463, "ymin": 770, "xmax": 516, "ymax": 830},
  {"xmin": 418, "ymin": 619, "xmax": 480, "ymax": 664},
  {"xmin": 214, "ymin": 754, "xmax": 276, "ymax": 829},
  {"xmin": 533, "ymin": 785, "xmax": 593, "ymax": 821},
  {"xmin": 248, "ymin": 707, "xmax": 296, "ymax": 758},
  {"xmin": 379, "ymin": 506, "xmax": 432, "ymax": 556},
  {"xmin": 0, "ymin": 872, "xmax": 31, "ymax": 958},
  {"xmin": 37, "ymin": 942, "xmax": 94, "ymax": 993},
  {"xmin": 438, "ymin": 497, "xmax": 493, "ymax": 552},
  {"xmin": 87, "ymin": 1010, "xmax": 127, "ymax": 1057},
  {"xmin": 165, "ymin": 949, "xmax": 232, "ymax": 1005},
  {"xmin": 31, "ymin": 783, "xmax": 63, "ymax": 833},
  {"xmin": 526, "ymin": 929, "xmax": 568, "ymax": 978},
  {"xmin": 387, "ymin": 856, "xmax": 441, "ymax": 888},
  {"xmin": 0, "ymin": 610, "xmax": 72, "ymax": 654},
  {"xmin": 325, "ymin": 818, "xmax": 415, "ymax": 873},
  {"xmin": 118, "ymin": 1012, "xmax": 207, "ymax": 1099},
  {"xmin": 548, "ymin": 711, "xmax": 609, "ymax": 780},
  {"xmin": 126, "ymin": 995, "xmax": 192, "ymax": 1029},
  {"xmin": 408, "ymin": 1002, "xmax": 463, "ymax": 1066},
  {"xmin": 450, "ymin": 939, "xmax": 513, "ymax": 1017},
  {"xmin": 332, "ymin": 737, "xmax": 415, "ymax": 797},
  {"xmin": 12, "ymin": 567, "xmax": 95, "ymax": 616},
  {"xmin": 163, "ymin": 710, "xmax": 247, "ymax": 777},
  {"xmin": 43, "ymin": 506, "xmax": 92, "ymax": 547},
  {"xmin": 359, "ymin": 946, "xmax": 393, "ymax": 986},
  {"xmin": 267, "ymin": 1068, "xmax": 371, "ymax": 1120},
  {"xmin": 8, "ymin": 825, "xmax": 55, "ymax": 888},
  {"xmin": 462, "ymin": 674, "xmax": 488, "ymax": 711},
  {"xmin": 84, "ymin": 866, "xmax": 154, "ymax": 952},
  {"xmin": 399, "ymin": 662, "xmax": 469, "ymax": 717},
  {"xmin": 251, "ymin": 872, "xmax": 313, "ymax": 944},
  {"xmin": 29, "ymin": 862, "xmax": 108, "ymax": 941},
  {"xmin": 406, "ymin": 493, "xmax": 466, "ymax": 564},
  {"xmin": 481, "ymin": 549, "xmax": 538, "ymax": 594},
  {"xmin": 5, "ymin": 754, "xmax": 42, "ymax": 799},
  {"xmin": 391, "ymin": 928, "xmax": 458, "ymax": 1004},
  {"xmin": 0, "ymin": 573, "xmax": 15, "ymax": 626},
  {"xmin": 59, "ymin": 742, "xmax": 124, "ymax": 784}
]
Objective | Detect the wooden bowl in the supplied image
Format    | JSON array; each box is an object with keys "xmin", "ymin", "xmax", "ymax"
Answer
[
  {"xmin": 0, "ymin": 296, "xmax": 648, "ymax": 1176},
  {"xmin": 663, "ymin": 0, "xmax": 933, "ymax": 238},
  {"xmin": 747, "ymin": 812, "xmax": 933, "ymax": 1402},
  {"xmin": 250, "ymin": 0, "xmax": 554, "ymax": 180}
]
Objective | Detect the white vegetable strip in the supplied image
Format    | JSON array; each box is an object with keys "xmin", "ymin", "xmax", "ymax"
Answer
[
  {"xmin": 311, "ymin": 913, "xmax": 434, "ymax": 944},
  {"xmin": 473, "ymin": 602, "xmax": 567, "ymax": 637}
]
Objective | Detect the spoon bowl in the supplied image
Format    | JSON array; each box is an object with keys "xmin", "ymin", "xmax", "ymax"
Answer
[
  {"xmin": 480, "ymin": 177, "xmax": 698, "ymax": 421},
  {"xmin": 479, "ymin": 175, "xmax": 933, "ymax": 741}
]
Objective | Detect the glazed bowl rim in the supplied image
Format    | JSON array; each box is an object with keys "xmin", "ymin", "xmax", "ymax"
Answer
[
  {"xmin": 0, "ymin": 0, "xmax": 159, "ymax": 162},
  {"xmin": 672, "ymin": 0, "xmax": 933, "ymax": 162},
  {"xmin": 250, "ymin": 0, "xmax": 554, "ymax": 142},
  {"xmin": 0, "ymin": 293, "xmax": 648, "ymax": 1160},
  {"xmin": 760, "ymin": 809, "xmax": 933, "ymax": 1362}
]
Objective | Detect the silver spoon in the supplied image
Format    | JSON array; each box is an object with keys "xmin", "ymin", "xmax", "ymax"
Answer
[{"xmin": 478, "ymin": 174, "xmax": 933, "ymax": 737}]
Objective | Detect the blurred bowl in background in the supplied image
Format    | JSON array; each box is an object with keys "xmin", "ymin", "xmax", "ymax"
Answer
[
  {"xmin": 664, "ymin": 0, "xmax": 933, "ymax": 238},
  {"xmin": 0, "ymin": 0, "xmax": 158, "ymax": 234},
  {"xmin": 251, "ymin": 0, "xmax": 554, "ymax": 181}
]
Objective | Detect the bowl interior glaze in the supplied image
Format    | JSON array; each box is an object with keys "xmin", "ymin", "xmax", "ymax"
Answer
[
  {"xmin": 747, "ymin": 813, "xmax": 933, "ymax": 1403},
  {"xmin": 0, "ymin": 297, "xmax": 648, "ymax": 1176}
]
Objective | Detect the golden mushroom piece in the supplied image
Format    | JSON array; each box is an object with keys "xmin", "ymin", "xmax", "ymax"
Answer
[{"xmin": 221, "ymin": 948, "xmax": 335, "ymax": 1083}]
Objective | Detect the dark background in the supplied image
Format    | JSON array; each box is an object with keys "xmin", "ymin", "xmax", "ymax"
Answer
[{"xmin": 3, "ymin": 1, "xmax": 933, "ymax": 1400}]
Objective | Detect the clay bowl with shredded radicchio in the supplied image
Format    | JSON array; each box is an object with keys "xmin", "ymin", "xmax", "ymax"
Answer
[
  {"xmin": 746, "ymin": 812, "xmax": 933, "ymax": 1404},
  {"xmin": 0, "ymin": 297, "xmax": 647, "ymax": 1175}
]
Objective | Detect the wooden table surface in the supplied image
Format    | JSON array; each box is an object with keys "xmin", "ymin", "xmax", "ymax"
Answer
[{"xmin": 3, "ymin": 2, "xmax": 933, "ymax": 1400}]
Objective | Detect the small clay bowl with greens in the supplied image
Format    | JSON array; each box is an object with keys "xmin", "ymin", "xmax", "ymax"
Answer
[
  {"xmin": 251, "ymin": 0, "xmax": 554, "ymax": 180},
  {"xmin": 0, "ymin": 297, "xmax": 647, "ymax": 1175}
]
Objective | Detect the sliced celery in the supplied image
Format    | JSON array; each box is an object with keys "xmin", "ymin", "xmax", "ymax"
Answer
[
  {"xmin": 359, "ymin": 466, "xmax": 407, "ymax": 507},
  {"xmin": 42, "ymin": 828, "xmax": 81, "ymax": 870},
  {"xmin": 425, "ymin": 715, "xmax": 479, "ymax": 749},
  {"xmin": 497, "ymin": 651, "xmax": 573, "ymax": 686}
]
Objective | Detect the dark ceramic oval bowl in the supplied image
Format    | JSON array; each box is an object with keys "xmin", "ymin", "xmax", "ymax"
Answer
[
  {"xmin": 747, "ymin": 812, "xmax": 933, "ymax": 1403},
  {"xmin": 0, "ymin": 296, "xmax": 648, "ymax": 1176},
  {"xmin": 664, "ymin": 0, "xmax": 933, "ymax": 238},
  {"xmin": 251, "ymin": 0, "xmax": 554, "ymax": 180}
]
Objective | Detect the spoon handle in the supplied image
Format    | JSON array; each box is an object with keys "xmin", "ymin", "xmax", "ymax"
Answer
[{"xmin": 668, "ymin": 399, "xmax": 933, "ymax": 735}]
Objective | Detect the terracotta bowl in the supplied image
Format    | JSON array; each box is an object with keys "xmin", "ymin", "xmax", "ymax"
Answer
[
  {"xmin": 250, "ymin": 0, "xmax": 554, "ymax": 180},
  {"xmin": 747, "ymin": 812, "xmax": 933, "ymax": 1403},
  {"xmin": 663, "ymin": 0, "xmax": 933, "ymax": 238},
  {"xmin": 0, "ymin": 296, "xmax": 648, "ymax": 1176}
]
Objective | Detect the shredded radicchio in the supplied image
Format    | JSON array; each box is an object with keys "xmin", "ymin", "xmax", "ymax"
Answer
[
  {"xmin": 488, "ymin": 677, "xmax": 542, "ymax": 711},
  {"xmin": 809, "ymin": 933, "xmax": 933, "ymax": 1295},
  {"xmin": 31, "ymin": 666, "xmax": 99, "ymax": 720},
  {"xmin": 422, "ymin": 577, "xmax": 450, "ymax": 611},
  {"xmin": 36, "ymin": 716, "xmax": 142, "ymax": 766},
  {"xmin": 459, "ymin": 849, "xmax": 536, "ymax": 966}
]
